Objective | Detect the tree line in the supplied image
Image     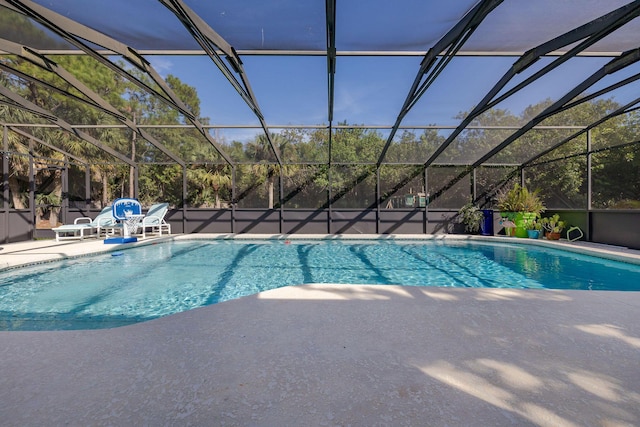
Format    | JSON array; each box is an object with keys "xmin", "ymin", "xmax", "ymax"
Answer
[{"xmin": 1, "ymin": 54, "xmax": 638, "ymax": 228}]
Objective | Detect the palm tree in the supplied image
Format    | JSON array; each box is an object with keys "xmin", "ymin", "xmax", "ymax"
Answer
[
  {"xmin": 210, "ymin": 170, "xmax": 232, "ymax": 208},
  {"xmin": 187, "ymin": 167, "xmax": 232, "ymax": 208},
  {"xmin": 244, "ymin": 132, "xmax": 304, "ymax": 208}
]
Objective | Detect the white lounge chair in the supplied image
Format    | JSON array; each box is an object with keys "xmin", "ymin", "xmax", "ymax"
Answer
[
  {"xmin": 52, "ymin": 206, "xmax": 116, "ymax": 242},
  {"xmin": 102, "ymin": 202, "xmax": 171, "ymax": 239},
  {"xmin": 138, "ymin": 203, "xmax": 171, "ymax": 238}
]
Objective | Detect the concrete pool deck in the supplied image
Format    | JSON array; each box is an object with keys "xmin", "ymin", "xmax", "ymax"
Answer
[{"xmin": 1, "ymin": 235, "xmax": 639, "ymax": 426}]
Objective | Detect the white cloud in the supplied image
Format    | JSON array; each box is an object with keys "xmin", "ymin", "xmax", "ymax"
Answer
[{"xmin": 147, "ymin": 57, "xmax": 174, "ymax": 77}]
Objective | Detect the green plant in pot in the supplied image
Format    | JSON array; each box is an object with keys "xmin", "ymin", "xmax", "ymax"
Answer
[
  {"xmin": 458, "ymin": 203, "xmax": 484, "ymax": 234},
  {"xmin": 525, "ymin": 217, "xmax": 542, "ymax": 239},
  {"xmin": 541, "ymin": 214, "xmax": 565, "ymax": 240},
  {"xmin": 495, "ymin": 184, "xmax": 545, "ymax": 238}
]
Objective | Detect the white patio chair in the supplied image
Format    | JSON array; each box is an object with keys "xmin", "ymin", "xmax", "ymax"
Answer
[{"xmin": 52, "ymin": 206, "xmax": 116, "ymax": 241}]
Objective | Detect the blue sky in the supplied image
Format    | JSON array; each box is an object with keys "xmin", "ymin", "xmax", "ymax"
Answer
[
  {"xmin": 27, "ymin": 0, "xmax": 639, "ymax": 135},
  {"xmin": 148, "ymin": 52, "xmax": 637, "ymax": 139}
]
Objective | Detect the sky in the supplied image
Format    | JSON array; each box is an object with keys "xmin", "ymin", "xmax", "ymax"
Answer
[
  {"xmin": 12, "ymin": 0, "xmax": 639, "ymax": 140},
  {"xmin": 119, "ymin": 0, "xmax": 640, "ymax": 141},
  {"xmin": 148, "ymin": 53, "xmax": 631, "ymax": 134}
]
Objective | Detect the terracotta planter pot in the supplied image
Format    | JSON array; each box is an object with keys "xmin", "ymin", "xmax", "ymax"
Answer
[{"xmin": 546, "ymin": 232, "xmax": 561, "ymax": 240}]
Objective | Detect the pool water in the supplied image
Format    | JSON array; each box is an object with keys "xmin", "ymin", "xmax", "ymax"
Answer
[{"xmin": 1, "ymin": 239, "xmax": 639, "ymax": 330}]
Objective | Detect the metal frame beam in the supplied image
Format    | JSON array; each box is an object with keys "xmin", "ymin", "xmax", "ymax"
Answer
[
  {"xmin": 0, "ymin": 60, "xmax": 99, "ymax": 112},
  {"xmin": 158, "ymin": 1, "xmax": 248, "ymax": 101},
  {"xmin": 1, "ymin": 0, "xmax": 639, "ymax": 227},
  {"xmin": 2, "ymin": 125, "xmax": 8, "ymax": 243},
  {"xmin": 159, "ymin": 0, "xmax": 282, "ymax": 166},
  {"xmin": 326, "ymin": 0, "xmax": 336, "ymax": 125},
  {"xmin": 428, "ymin": 47, "xmax": 640, "ymax": 203},
  {"xmin": 8, "ymin": 126, "xmax": 88, "ymax": 165},
  {"xmin": 1, "ymin": 0, "xmax": 234, "ymax": 165},
  {"xmin": 3, "ymin": 49, "xmax": 631, "ymax": 58},
  {"xmin": 376, "ymin": 0, "xmax": 504, "ymax": 166},
  {"xmin": 0, "ymin": 38, "xmax": 186, "ymax": 167},
  {"xmin": 0, "ymin": 84, "xmax": 137, "ymax": 166},
  {"xmin": 522, "ymin": 97, "xmax": 640, "ymax": 167},
  {"xmin": 421, "ymin": 0, "xmax": 640, "ymax": 170},
  {"xmin": 0, "ymin": 97, "xmax": 57, "ymax": 121},
  {"xmin": 325, "ymin": 0, "xmax": 337, "ymax": 168}
]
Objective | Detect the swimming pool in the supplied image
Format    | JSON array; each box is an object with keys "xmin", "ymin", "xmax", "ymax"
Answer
[{"xmin": 1, "ymin": 238, "xmax": 640, "ymax": 331}]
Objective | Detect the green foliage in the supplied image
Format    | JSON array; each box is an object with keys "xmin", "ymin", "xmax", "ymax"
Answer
[
  {"xmin": 524, "ymin": 218, "xmax": 543, "ymax": 231},
  {"xmin": 591, "ymin": 117, "xmax": 640, "ymax": 209},
  {"xmin": 138, "ymin": 164, "xmax": 183, "ymax": 206},
  {"xmin": 610, "ymin": 199, "xmax": 640, "ymax": 209},
  {"xmin": 35, "ymin": 192, "xmax": 61, "ymax": 217},
  {"xmin": 0, "ymin": 10, "xmax": 70, "ymax": 50},
  {"xmin": 525, "ymin": 100, "xmax": 639, "ymax": 209},
  {"xmin": 540, "ymin": 214, "xmax": 566, "ymax": 233},
  {"xmin": 495, "ymin": 183, "xmax": 545, "ymax": 214},
  {"xmin": 458, "ymin": 203, "xmax": 484, "ymax": 233},
  {"xmin": 2, "ymin": 41, "xmax": 638, "ymax": 213}
]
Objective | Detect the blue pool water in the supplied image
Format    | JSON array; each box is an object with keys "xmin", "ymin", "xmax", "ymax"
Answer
[{"xmin": 1, "ymin": 239, "xmax": 639, "ymax": 331}]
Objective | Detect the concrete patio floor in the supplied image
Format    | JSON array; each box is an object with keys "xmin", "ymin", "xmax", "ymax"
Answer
[{"xmin": 1, "ymin": 236, "xmax": 639, "ymax": 426}]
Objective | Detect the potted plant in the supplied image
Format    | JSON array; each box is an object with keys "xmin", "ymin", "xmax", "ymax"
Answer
[
  {"xmin": 525, "ymin": 217, "xmax": 542, "ymax": 239},
  {"xmin": 495, "ymin": 184, "xmax": 545, "ymax": 238},
  {"xmin": 540, "ymin": 214, "xmax": 565, "ymax": 240},
  {"xmin": 495, "ymin": 185, "xmax": 520, "ymax": 236},
  {"xmin": 458, "ymin": 203, "xmax": 484, "ymax": 234}
]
